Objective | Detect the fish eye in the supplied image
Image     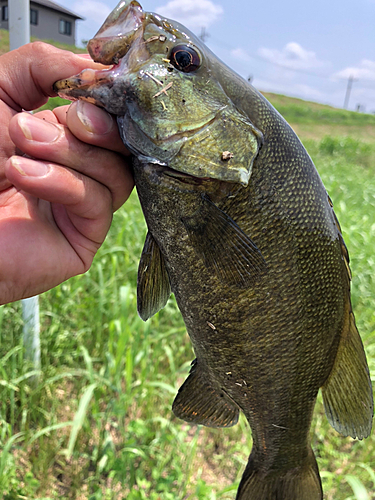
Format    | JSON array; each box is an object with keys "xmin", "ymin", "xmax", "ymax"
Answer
[{"xmin": 169, "ymin": 45, "xmax": 201, "ymax": 73}]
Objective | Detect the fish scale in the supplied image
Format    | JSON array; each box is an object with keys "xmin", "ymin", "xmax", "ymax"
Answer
[{"xmin": 54, "ymin": 1, "xmax": 373, "ymax": 498}]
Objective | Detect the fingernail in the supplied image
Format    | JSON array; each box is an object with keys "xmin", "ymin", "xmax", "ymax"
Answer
[
  {"xmin": 19, "ymin": 114, "xmax": 60, "ymax": 142},
  {"xmin": 11, "ymin": 157, "xmax": 50, "ymax": 177},
  {"xmin": 76, "ymin": 100, "xmax": 113, "ymax": 135}
]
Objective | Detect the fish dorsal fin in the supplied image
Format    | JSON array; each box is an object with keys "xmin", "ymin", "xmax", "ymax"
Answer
[
  {"xmin": 322, "ymin": 196, "xmax": 373, "ymax": 439},
  {"xmin": 330, "ymin": 197, "xmax": 351, "ymax": 282},
  {"xmin": 181, "ymin": 195, "xmax": 267, "ymax": 288},
  {"xmin": 172, "ymin": 359, "xmax": 239, "ymax": 428},
  {"xmin": 137, "ymin": 231, "xmax": 171, "ymax": 321},
  {"xmin": 322, "ymin": 311, "xmax": 373, "ymax": 439}
]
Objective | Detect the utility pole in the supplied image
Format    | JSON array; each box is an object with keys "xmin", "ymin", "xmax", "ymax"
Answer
[
  {"xmin": 9, "ymin": 0, "xmax": 41, "ymax": 384},
  {"xmin": 199, "ymin": 27, "xmax": 209, "ymax": 43},
  {"xmin": 343, "ymin": 75, "xmax": 357, "ymax": 110},
  {"xmin": 9, "ymin": 0, "xmax": 30, "ymax": 49}
]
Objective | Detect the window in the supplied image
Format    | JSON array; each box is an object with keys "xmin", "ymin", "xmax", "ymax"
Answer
[
  {"xmin": 59, "ymin": 19, "xmax": 71, "ymax": 36},
  {"xmin": 1, "ymin": 5, "xmax": 8, "ymax": 21},
  {"xmin": 30, "ymin": 8, "xmax": 38, "ymax": 25}
]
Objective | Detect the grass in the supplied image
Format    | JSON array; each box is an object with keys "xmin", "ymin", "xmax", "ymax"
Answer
[
  {"xmin": 262, "ymin": 92, "xmax": 375, "ymax": 142},
  {"xmin": 0, "ymin": 28, "xmax": 87, "ymax": 56},
  {"xmin": 1, "ymin": 58, "xmax": 375, "ymax": 498}
]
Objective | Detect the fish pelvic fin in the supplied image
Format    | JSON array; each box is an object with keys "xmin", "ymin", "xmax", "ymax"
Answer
[
  {"xmin": 137, "ymin": 231, "xmax": 171, "ymax": 321},
  {"xmin": 172, "ymin": 359, "xmax": 239, "ymax": 427},
  {"xmin": 236, "ymin": 446, "xmax": 322, "ymax": 500},
  {"xmin": 322, "ymin": 311, "xmax": 373, "ymax": 439}
]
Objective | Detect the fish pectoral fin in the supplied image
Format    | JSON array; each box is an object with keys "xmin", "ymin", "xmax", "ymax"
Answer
[
  {"xmin": 172, "ymin": 359, "xmax": 239, "ymax": 428},
  {"xmin": 322, "ymin": 311, "xmax": 373, "ymax": 439},
  {"xmin": 137, "ymin": 231, "xmax": 171, "ymax": 321},
  {"xmin": 181, "ymin": 195, "xmax": 267, "ymax": 289}
]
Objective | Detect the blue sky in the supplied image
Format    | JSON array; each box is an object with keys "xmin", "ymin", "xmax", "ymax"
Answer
[{"xmin": 63, "ymin": 0, "xmax": 375, "ymax": 112}]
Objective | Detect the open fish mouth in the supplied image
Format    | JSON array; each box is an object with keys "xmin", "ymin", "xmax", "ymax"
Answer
[{"xmin": 87, "ymin": 0, "xmax": 145, "ymax": 65}]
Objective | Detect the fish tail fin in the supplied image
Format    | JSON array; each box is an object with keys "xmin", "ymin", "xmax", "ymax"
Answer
[{"xmin": 236, "ymin": 446, "xmax": 322, "ymax": 500}]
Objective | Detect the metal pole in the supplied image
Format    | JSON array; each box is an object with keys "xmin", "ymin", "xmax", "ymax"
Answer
[
  {"xmin": 343, "ymin": 75, "xmax": 354, "ymax": 110},
  {"xmin": 199, "ymin": 27, "xmax": 209, "ymax": 43},
  {"xmin": 22, "ymin": 297, "xmax": 41, "ymax": 374},
  {"xmin": 9, "ymin": 0, "xmax": 30, "ymax": 50},
  {"xmin": 8, "ymin": 1, "xmax": 40, "ymax": 382}
]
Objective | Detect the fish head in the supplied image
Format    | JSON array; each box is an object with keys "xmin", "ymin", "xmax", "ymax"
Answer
[{"xmin": 54, "ymin": 0, "xmax": 262, "ymax": 186}]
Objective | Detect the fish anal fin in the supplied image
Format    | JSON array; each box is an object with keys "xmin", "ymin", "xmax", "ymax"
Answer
[
  {"xmin": 172, "ymin": 359, "xmax": 239, "ymax": 428},
  {"xmin": 137, "ymin": 231, "xmax": 171, "ymax": 321},
  {"xmin": 181, "ymin": 195, "xmax": 267, "ymax": 289},
  {"xmin": 322, "ymin": 311, "xmax": 373, "ymax": 439}
]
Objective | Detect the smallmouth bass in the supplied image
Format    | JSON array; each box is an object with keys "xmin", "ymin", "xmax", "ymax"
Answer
[{"xmin": 54, "ymin": 2, "xmax": 373, "ymax": 498}]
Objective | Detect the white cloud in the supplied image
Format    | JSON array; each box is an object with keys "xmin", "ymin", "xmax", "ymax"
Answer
[
  {"xmin": 156, "ymin": 0, "xmax": 223, "ymax": 29},
  {"xmin": 256, "ymin": 78, "xmax": 323, "ymax": 101},
  {"xmin": 333, "ymin": 59, "xmax": 375, "ymax": 81},
  {"xmin": 231, "ymin": 47, "xmax": 251, "ymax": 62},
  {"xmin": 73, "ymin": 0, "xmax": 111, "ymax": 25},
  {"xmin": 258, "ymin": 42, "xmax": 325, "ymax": 71}
]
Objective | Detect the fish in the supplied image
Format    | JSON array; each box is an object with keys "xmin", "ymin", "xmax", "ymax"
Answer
[{"xmin": 54, "ymin": 1, "xmax": 373, "ymax": 498}]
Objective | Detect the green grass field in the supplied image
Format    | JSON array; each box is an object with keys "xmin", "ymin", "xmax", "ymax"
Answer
[
  {"xmin": 0, "ymin": 28, "xmax": 87, "ymax": 56},
  {"xmin": 0, "ymin": 53, "xmax": 375, "ymax": 499}
]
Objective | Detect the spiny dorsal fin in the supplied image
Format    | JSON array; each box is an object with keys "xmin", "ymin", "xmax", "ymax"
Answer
[
  {"xmin": 329, "ymin": 195, "xmax": 351, "ymax": 282},
  {"xmin": 181, "ymin": 195, "xmax": 267, "ymax": 289},
  {"xmin": 322, "ymin": 311, "xmax": 373, "ymax": 439},
  {"xmin": 172, "ymin": 359, "xmax": 240, "ymax": 428},
  {"xmin": 137, "ymin": 231, "xmax": 171, "ymax": 321}
]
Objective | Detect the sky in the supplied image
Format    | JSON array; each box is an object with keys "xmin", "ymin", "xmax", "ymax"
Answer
[{"xmin": 63, "ymin": 0, "xmax": 375, "ymax": 112}]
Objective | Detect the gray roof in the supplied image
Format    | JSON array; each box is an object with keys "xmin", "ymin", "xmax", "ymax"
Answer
[{"xmin": 30, "ymin": 0, "xmax": 84, "ymax": 20}]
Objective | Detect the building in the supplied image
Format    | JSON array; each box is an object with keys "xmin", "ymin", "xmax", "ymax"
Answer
[{"xmin": 0, "ymin": 0, "xmax": 83, "ymax": 46}]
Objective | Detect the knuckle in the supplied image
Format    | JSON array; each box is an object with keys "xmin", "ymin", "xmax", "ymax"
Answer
[{"xmin": 29, "ymin": 40, "xmax": 49, "ymax": 53}]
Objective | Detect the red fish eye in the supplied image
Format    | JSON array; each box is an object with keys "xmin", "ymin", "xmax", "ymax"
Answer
[{"xmin": 170, "ymin": 45, "xmax": 201, "ymax": 73}]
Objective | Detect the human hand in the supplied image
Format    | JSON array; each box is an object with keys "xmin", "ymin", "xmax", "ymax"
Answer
[{"xmin": 0, "ymin": 42, "xmax": 133, "ymax": 304}]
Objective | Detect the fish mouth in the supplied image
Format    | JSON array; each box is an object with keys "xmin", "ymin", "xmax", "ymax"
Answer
[
  {"xmin": 87, "ymin": 0, "xmax": 145, "ymax": 65},
  {"xmin": 53, "ymin": 64, "xmax": 120, "ymax": 96},
  {"xmin": 53, "ymin": 0, "xmax": 148, "ymax": 97}
]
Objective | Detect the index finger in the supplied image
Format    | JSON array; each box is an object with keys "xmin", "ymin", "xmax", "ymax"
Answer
[{"xmin": 0, "ymin": 42, "xmax": 108, "ymax": 112}]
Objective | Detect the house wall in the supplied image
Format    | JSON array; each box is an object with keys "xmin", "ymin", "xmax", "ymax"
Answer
[
  {"xmin": 0, "ymin": 0, "xmax": 9, "ymax": 31},
  {"xmin": 0, "ymin": 1, "xmax": 77, "ymax": 46}
]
